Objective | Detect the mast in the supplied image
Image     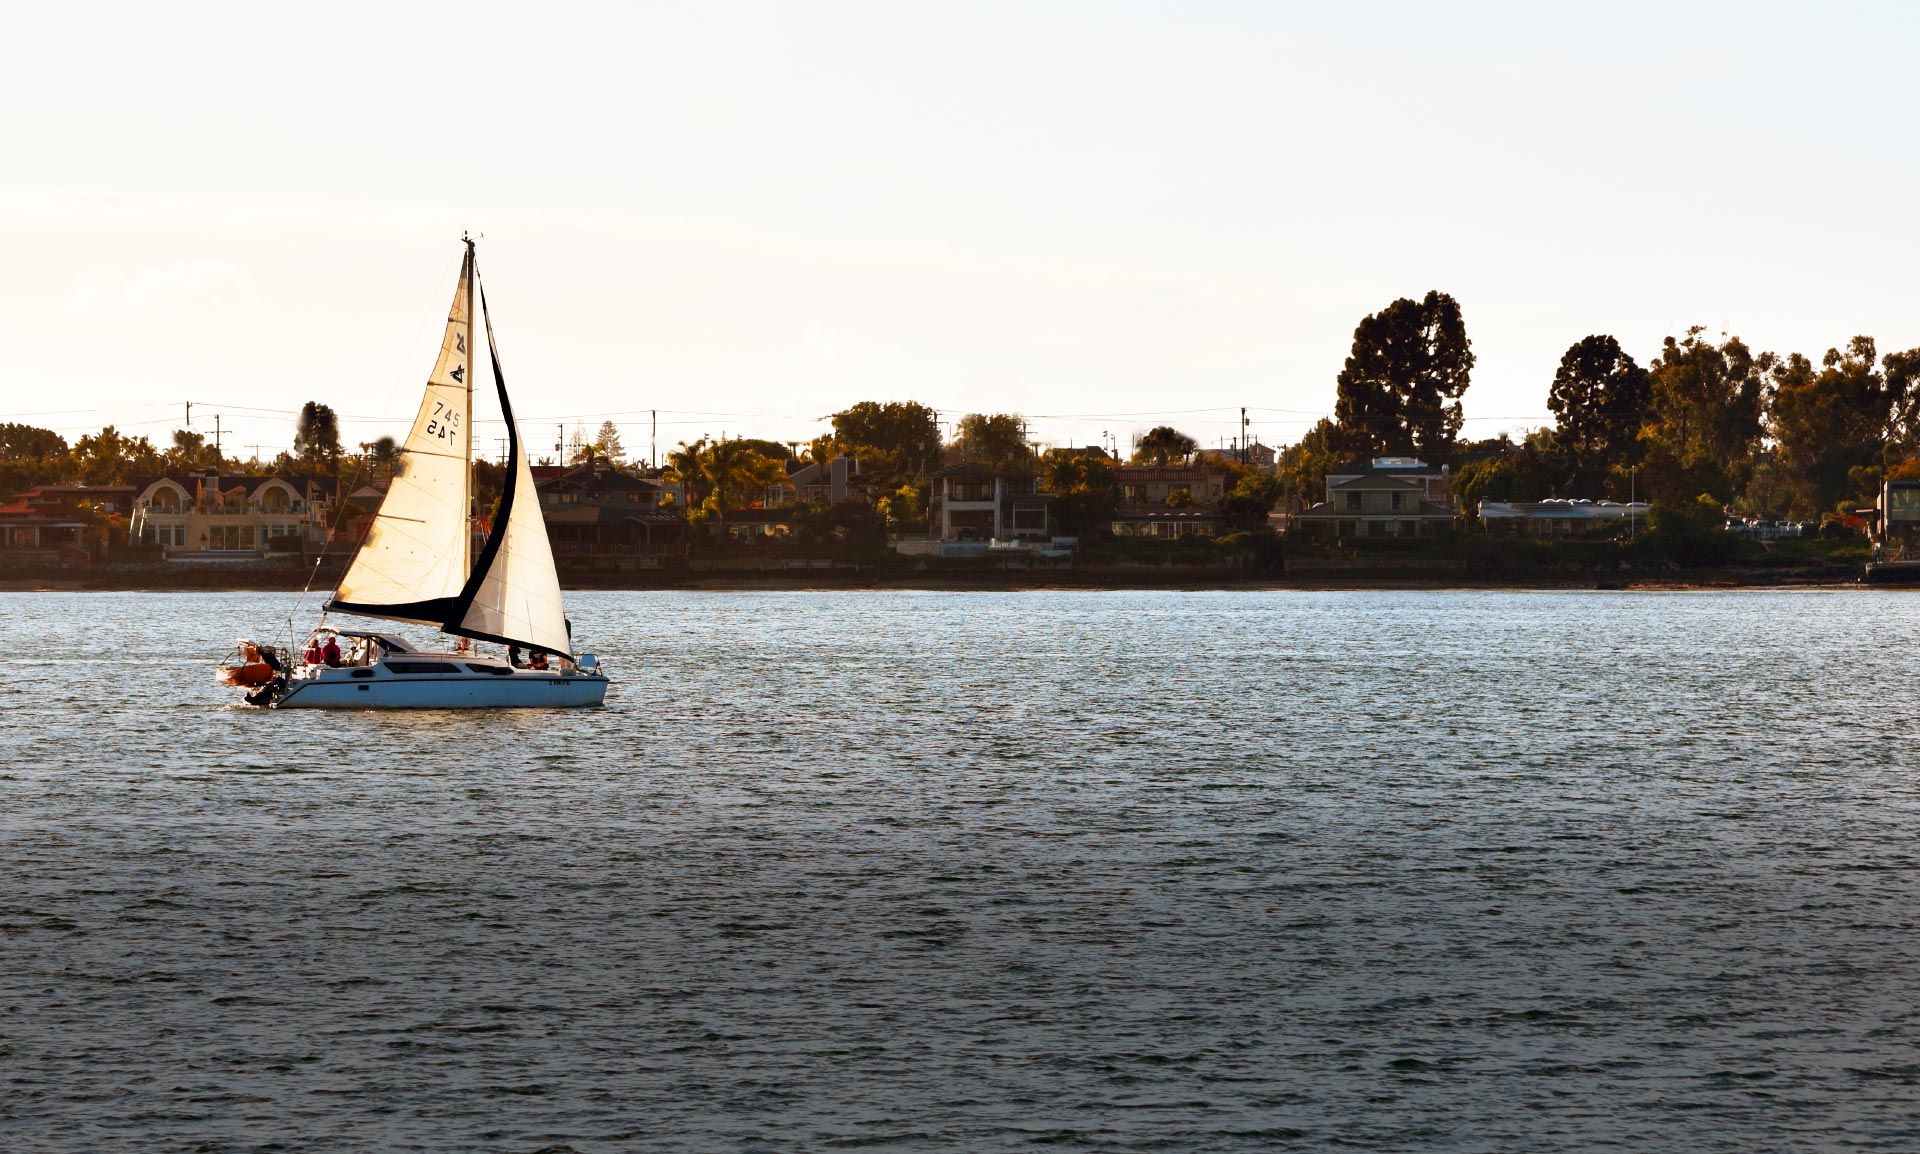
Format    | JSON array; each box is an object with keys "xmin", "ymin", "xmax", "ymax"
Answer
[{"xmin": 463, "ymin": 233, "xmax": 476, "ymax": 581}]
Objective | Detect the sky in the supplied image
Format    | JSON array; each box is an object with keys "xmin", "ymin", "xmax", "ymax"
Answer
[{"xmin": 2, "ymin": 0, "xmax": 1918, "ymax": 463}]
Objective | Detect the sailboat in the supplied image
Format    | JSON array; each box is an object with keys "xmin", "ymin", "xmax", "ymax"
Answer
[{"xmin": 222, "ymin": 237, "xmax": 609, "ymax": 709}]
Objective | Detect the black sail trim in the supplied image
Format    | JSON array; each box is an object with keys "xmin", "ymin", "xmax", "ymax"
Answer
[
  {"xmin": 323, "ymin": 595, "xmax": 461, "ymax": 626},
  {"xmin": 441, "ymin": 257, "xmax": 528, "ymax": 646}
]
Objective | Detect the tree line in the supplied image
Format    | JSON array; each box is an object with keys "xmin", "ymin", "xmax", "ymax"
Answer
[
  {"xmin": 654, "ymin": 401, "xmax": 1283, "ymax": 537},
  {"xmin": 1278, "ymin": 290, "xmax": 1920, "ymax": 520},
  {"xmin": 19, "ymin": 293, "xmax": 1902, "ymax": 528},
  {"xmin": 0, "ymin": 403, "xmax": 380, "ymax": 497}
]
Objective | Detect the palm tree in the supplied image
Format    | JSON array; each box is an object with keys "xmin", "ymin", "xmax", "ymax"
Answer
[
  {"xmin": 664, "ymin": 437, "xmax": 713, "ymax": 512},
  {"xmin": 700, "ymin": 440, "xmax": 788, "ymax": 530}
]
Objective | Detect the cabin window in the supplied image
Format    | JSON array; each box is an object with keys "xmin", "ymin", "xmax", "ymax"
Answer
[
  {"xmin": 465, "ymin": 663, "xmax": 511, "ymax": 675},
  {"xmin": 385, "ymin": 661, "xmax": 456, "ymax": 675}
]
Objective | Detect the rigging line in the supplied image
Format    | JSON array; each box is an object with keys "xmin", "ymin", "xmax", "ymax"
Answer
[{"xmin": 278, "ymin": 456, "xmax": 374, "ymax": 656}]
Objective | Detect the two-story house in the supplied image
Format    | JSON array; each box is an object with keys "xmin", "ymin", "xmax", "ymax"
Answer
[
  {"xmin": 128, "ymin": 471, "xmax": 337, "ymax": 558},
  {"xmin": 930, "ymin": 463, "xmax": 1054, "ymax": 542},
  {"xmin": 1108, "ymin": 465, "xmax": 1230, "ymax": 539},
  {"xmin": 1293, "ymin": 457, "xmax": 1455, "ymax": 538},
  {"xmin": 536, "ymin": 461, "xmax": 687, "ymax": 557},
  {"xmin": 0, "ymin": 483, "xmax": 137, "ymax": 567},
  {"xmin": 777, "ymin": 454, "xmax": 864, "ymax": 507}
]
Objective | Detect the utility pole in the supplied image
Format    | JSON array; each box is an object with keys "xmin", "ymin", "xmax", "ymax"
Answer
[
  {"xmin": 213, "ymin": 414, "xmax": 223, "ymax": 460},
  {"xmin": 1241, "ymin": 407, "xmax": 1249, "ymax": 465},
  {"xmin": 185, "ymin": 402, "xmax": 193, "ymax": 427},
  {"xmin": 651, "ymin": 410, "xmax": 657, "ymax": 471}
]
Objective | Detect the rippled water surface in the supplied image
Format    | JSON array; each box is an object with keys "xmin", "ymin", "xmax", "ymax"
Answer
[{"xmin": 3, "ymin": 589, "xmax": 1919, "ymax": 1152}]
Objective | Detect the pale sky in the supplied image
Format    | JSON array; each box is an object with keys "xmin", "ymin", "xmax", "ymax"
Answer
[{"xmin": 2, "ymin": 1, "xmax": 1916, "ymax": 463}]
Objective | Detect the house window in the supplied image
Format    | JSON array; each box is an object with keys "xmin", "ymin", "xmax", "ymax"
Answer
[
  {"xmin": 1344, "ymin": 492, "xmax": 1362, "ymax": 511},
  {"xmin": 950, "ymin": 481, "xmax": 993, "ymax": 502},
  {"xmin": 627, "ymin": 492, "xmax": 640, "ymax": 504},
  {"xmin": 1390, "ymin": 491, "xmax": 1404, "ymax": 510},
  {"xmin": 560, "ymin": 492, "xmax": 579, "ymax": 504}
]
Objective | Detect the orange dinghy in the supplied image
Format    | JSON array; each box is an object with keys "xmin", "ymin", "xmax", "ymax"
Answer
[{"xmin": 216, "ymin": 641, "xmax": 279, "ymax": 687}]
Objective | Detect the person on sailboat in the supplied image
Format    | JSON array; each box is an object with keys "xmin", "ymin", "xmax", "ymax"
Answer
[
  {"xmin": 321, "ymin": 634, "xmax": 342, "ymax": 666},
  {"xmin": 303, "ymin": 637, "xmax": 324, "ymax": 666}
]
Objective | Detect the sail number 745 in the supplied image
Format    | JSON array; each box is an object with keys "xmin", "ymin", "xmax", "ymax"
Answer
[{"xmin": 425, "ymin": 401, "xmax": 462, "ymax": 443}]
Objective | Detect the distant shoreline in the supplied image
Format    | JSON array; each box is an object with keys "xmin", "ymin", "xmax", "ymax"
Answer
[{"xmin": 0, "ymin": 571, "xmax": 1874, "ymax": 594}]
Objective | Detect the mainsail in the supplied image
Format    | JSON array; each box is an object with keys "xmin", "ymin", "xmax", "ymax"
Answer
[
  {"xmin": 326, "ymin": 242, "xmax": 572, "ymax": 655},
  {"xmin": 326, "ymin": 249, "xmax": 476, "ymax": 625}
]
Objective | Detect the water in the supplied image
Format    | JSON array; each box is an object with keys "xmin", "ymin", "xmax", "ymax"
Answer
[{"xmin": 3, "ymin": 588, "xmax": 1919, "ymax": 1152}]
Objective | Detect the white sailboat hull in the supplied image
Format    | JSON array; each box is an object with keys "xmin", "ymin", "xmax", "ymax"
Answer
[{"xmin": 274, "ymin": 661, "xmax": 607, "ymax": 710}]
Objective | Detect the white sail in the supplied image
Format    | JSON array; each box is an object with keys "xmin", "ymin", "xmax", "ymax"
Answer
[
  {"xmin": 450, "ymin": 280, "xmax": 572, "ymax": 655},
  {"xmin": 327, "ymin": 253, "xmax": 474, "ymax": 623}
]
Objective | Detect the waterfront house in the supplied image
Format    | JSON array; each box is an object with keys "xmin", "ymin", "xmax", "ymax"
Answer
[
  {"xmin": 778, "ymin": 454, "xmax": 864, "ymax": 507},
  {"xmin": 0, "ymin": 483, "xmax": 136, "ymax": 567},
  {"xmin": 535, "ymin": 461, "xmax": 687, "ymax": 558},
  {"xmin": 719, "ymin": 507, "xmax": 792, "ymax": 540},
  {"xmin": 128, "ymin": 471, "xmax": 336, "ymax": 559},
  {"xmin": 1478, "ymin": 499, "xmax": 1650, "ymax": 537},
  {"xmin": 1291, "ymin": 457, "xmax": 1456, "ymax": 538},
  {"xmin": 1108, "ymin": 465, "xmax": 1229, "ymax": 538},
  {"xmin": 1870, "ymin": 478, "xmax": 1920, "ymax": 561},
  {"xmin": 930, "ymin": 463, "xmax": 1055, "ymax": 542}
]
